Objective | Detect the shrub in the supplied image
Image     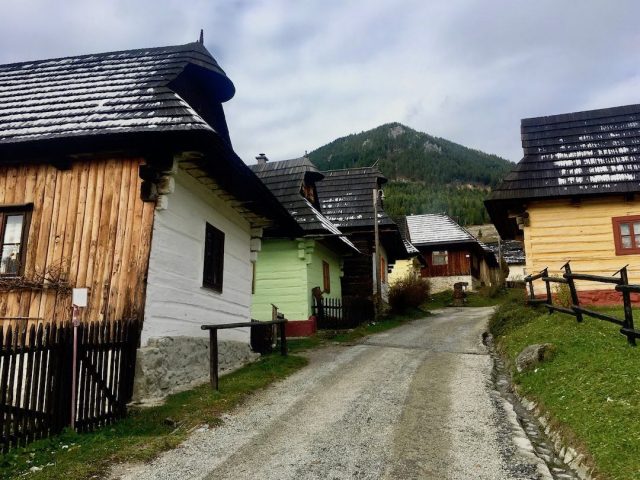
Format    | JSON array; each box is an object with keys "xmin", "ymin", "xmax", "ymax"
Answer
[
  {"xmin": 487, "ymin": 294, "xmax": 540, "ymax": 338},
  {"xmin": 389, "ymin": 275, "xmax": 430, "ymax": 312},
  {"xmin": 554, "ymin": 282, "xmax": 572, "ymax": 308}
]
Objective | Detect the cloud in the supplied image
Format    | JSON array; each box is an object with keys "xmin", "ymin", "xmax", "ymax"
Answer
[{"xmin": 1, "ymin": 0, "xmax": 639, "ymax": 163}]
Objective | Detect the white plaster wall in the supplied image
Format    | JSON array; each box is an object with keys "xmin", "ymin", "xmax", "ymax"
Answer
[
  {"xmin": 142, "ymin": 169, "xmax": 253, "ymax": 345},
  {"xmin": 429, "ymin": 275, "xmax": 474, "ymax": 294},
  {"xmin": 507, "ymin": 264, "xmax": 526, "ymax": 282}
]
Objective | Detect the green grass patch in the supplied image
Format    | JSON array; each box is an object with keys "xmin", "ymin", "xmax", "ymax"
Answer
[
  {"xmin": 490, "ymin": 299, "xmax": 640, "ymax": 480},
  {"xmin": 0, "ymin": 354, "xmax": 307, "ymax": 480},
  {"xmin": 425, "ymin": 287, "xmax": 526, "ymax": 310}
]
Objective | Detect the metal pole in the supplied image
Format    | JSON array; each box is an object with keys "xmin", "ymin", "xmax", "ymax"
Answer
[
  {"xmin": 70, "ymin": 305, "xmax": 79, "ymax": 430},
  {"xmin": 373, "ymin": 189, "xmax": 381, "ymax": 317}
]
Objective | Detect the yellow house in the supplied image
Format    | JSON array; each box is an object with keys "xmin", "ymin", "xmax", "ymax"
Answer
[{"xmin": 485, "ymin": 104, "xmax": 640, "ymax": 304}]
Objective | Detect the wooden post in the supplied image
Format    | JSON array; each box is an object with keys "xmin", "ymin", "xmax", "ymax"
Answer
[
  {"xmin": 279, "ymin": 322, "xmax": 288, "ymax": 356},
  {"xmin": 373, "ymin": 189, "xmax": 381, "ymax": 318},
  {"xmin": 209, "ymin": 329, "xmax": 218, "ymax": 390},
  {"xmin": 543, "ymin": 268, "xmax": 552, "ymax": 311},
  {"xmin": 563, "ymin": 262, "xmax": 583, "ymax": 322},
  {"xmin": 619, "ymin": 267, "xmax": 637, "ymax": 346}
]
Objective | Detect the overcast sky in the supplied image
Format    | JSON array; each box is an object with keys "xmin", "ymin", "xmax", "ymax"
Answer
[{"xmin": 2, "ymin": 0, "xmax": 639, "ymax": 163}]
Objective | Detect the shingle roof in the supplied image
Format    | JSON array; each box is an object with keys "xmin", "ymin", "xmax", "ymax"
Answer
[
  {"xmin": 315, "ymin": 167, "xmax": 395, "ymax": 229},
  {"xmin": 0, "ymin": 42, "xmax": 234, "ymax": 147},
  {"xmin": 486, "ymin": 103, "xmax": 640, "ymax": 238},
  {"xmin": 250, "ymin": 158, "xmax": 357, "ymax": 252},
  {"xmin": 488, "ymin": 104, "xmax": 640, "ymax": 202},
  {"xmin": 486, "ymin": 240, "xmax": 525, "ymax": 265},
  {"xmin": 405, "ymin": 214, "xmax": 476, "ymax": 247}
]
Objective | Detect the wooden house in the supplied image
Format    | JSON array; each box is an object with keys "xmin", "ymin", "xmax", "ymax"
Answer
[
  {"xmin": 249, "ymin": 156, "xmax": 359, "ymax": 335},
  {"xmin": 485, "ymin": 104, "xmax": 640, "ymax": 304},
  {"xmin": 393, "ymin": 214, "xmax": 499, "ymax": 293},
  {"xmin": 0, "ymin": 41, "xmax": 300, "ymax": 400},
  {"xmin": 315, "ymin": 167, "xmax": 410, "ymax": 304}
]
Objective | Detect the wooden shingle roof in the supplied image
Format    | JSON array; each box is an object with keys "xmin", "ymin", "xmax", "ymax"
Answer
[
  {"xmin": 315, "ymin": 167, "xmax": 395, "ymax": 229},
  {"xmin": 486, "ymin": 103, "xmax": 640, "ymax": 238},
  {"xmin": 405, "ymin": 214, "xmax": 476, "ymax": 247},
  {"xmin": 250, "ymin": 158, "xmax": 357, "ymax": 252},
  {"xmin": 0, "ymin": 42, "xmax": 235, "ymax": 150}
]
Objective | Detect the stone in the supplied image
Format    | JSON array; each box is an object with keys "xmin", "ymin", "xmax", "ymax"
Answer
[{"xmin": 515, "ymin": 343, "xmax": 556, "ymax": 372}]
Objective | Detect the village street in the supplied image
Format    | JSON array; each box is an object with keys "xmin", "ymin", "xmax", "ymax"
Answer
[{"xmin": 112, "ymin": 307, "xmax": 551, "ymax": 480}]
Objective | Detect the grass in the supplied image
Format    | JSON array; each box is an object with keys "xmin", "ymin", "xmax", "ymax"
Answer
[
  {"xmin": 0, "ymin": 354, "xmax": 308, "ymax": 480},
  {"xmin": 489, "ymin": 298, "xmax": 640, "ymax": 480},
  {"xmin": 1, "ymin": 308, "xmax": 427, "ymax": 479},
  {"xmin": 424, "ymin": 286, "xmax": 525, "ymax": 310}
]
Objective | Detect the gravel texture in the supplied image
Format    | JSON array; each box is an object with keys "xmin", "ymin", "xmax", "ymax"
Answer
[{"xmin": 111, "ymin": 307, "xmax": 547, "ymax": 480}]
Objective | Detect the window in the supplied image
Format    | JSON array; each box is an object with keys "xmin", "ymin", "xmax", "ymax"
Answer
[
  {"xmin": 432, "ymin": 250, "xmax": 448, "ymax": 266},
  {"xmin": 0, "ymin": 207, "xmax": 31, "ymax": 277},
  {"xmin": 203, "ymin": 223, "xmax": 224, "ymax": 292},
  {"xmin": 613, "ymin": 215, "xmax": 640, "ymax": 255},
  {"xmin": 380, "ymin": 256, "xmax": 386, "ymax": 283},
  {"xmin": 322, "ymin": 260, "xmax": 330, "ymax": 293}
]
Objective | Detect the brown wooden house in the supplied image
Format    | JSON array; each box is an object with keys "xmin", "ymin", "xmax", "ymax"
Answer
[
  {"xmin": 0, "ymin": 41, "xmax": 300, "ymax": 400},
  {"xmin": 315, "ymin": 167, "xmax": 410, "ymax": 305},
  {"xmin": 399, "ymin": 214, "xmax": 499, "ymax": 292}
]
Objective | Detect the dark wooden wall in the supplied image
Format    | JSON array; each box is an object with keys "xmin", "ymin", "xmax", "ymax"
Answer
[
  {"xmin": 341, "ymin": 234, "xmax": 374, "ymax": 299},
  {"xmin": 0, "ymin": 158, "xmax": 155, "ymax": 327},
  {"xmin": 419, "ymin": 248, "xmax": 473, "ymax": 278}
]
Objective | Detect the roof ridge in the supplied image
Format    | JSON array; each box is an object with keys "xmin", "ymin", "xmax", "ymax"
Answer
[{"xmin": 0, "ymin": 42, "xmax": 207, "ymax": 70}]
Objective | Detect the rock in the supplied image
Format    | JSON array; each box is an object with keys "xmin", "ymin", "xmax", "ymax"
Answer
[{"xmin": 515, "ymin": 343, "xmax": 556, "ymax": 372}]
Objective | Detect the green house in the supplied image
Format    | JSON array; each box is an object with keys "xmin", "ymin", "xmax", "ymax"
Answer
[{"xmin": 250, "ymin": 156, "xmax": 359, "ymax": 335}]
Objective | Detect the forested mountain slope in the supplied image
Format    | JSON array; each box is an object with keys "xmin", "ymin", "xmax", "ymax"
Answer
[{"xmin": 307, "ymin": 123, "xmax": 513, "ymax": 225}]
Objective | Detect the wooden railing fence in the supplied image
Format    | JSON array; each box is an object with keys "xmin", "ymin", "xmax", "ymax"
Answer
[
  {"xmin": 525, "ymin": 262, "xmax": 639, "ymax": 346},
  {"xmin": 0, "ymin": 319, "xmax": 140, "ymax": 451},
  {"xmin": 312, "ymin": 297, "xmax": 373, "ymax": 329}
]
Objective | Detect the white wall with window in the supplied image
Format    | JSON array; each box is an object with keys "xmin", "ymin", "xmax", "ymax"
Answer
[{"xmin": 142, "ymin": 169, "xmax": 253, "ymax": 345}]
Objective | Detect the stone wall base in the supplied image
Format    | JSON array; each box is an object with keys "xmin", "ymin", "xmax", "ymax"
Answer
[
  {"xmin": 132, "ymin": 337, "xmax": 259, "ymax": 405},
  {"xmin": 535, "ymin": 289, "xmax": 640, "ymax": 306},
  {"xmin": 428, "ymin": 275, "xmax": 474, "ymax": 294}
]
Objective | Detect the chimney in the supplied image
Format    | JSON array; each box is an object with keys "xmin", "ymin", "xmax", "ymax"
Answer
[{"xmin": 255, "ymin": 153, "xmax": 268, "ymax": 165}]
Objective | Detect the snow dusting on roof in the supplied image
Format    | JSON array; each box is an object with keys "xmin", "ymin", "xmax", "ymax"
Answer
[{"xmin": 405, "ymin": 214, "xmax": 476, "ymax": 247}]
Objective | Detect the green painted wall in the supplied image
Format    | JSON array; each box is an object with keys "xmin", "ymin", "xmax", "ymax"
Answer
[
  {"xmin": 252, "ymin": 238, "xmax": 344, "ymax": 322},
  {"xmin": 306, "ymin": 241, "xmax": 343, "ymax": 314},
  {"xmin": 252, "ymin": 239, "xmax": 308, "ymax": 321}
]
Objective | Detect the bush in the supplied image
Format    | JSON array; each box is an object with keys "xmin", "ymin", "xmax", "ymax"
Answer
[{"xmin": 389, "ymin": 275, "xmax": 430, "ymax": 312}]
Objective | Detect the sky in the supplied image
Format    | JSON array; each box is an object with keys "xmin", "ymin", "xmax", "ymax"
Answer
[{"xmin": 1, "ymin": 0, "xmax": 640, "ymax": 163}]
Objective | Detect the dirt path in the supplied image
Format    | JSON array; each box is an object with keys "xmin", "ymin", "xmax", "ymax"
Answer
[{"xmin": 111, "ymin": 308, "xmax": 551, "ymax": 480}]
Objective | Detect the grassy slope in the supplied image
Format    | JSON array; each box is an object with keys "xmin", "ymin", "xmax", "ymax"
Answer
[{"xmin": 490, "ymin": 300, "xmax": 640, "ymax": 480}]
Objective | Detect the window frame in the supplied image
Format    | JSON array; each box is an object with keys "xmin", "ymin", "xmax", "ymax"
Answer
[
  {"xmin": 432, "ymin": 250, "xmax": 448, "ymax": 266},
  {"xmin": 202, "ymin": 222, "xmax": 225, "ymax": 293},
  {"xmin": 322, "ymin": 260, "xmax": 330, "ymax": 293},
  {"xmin": 612, "ymin": 215, "xmax": 640, "ymax": 255},
  {"xmin": 0, "ymin": 205, "xmax": 33, "ymax": 278}
]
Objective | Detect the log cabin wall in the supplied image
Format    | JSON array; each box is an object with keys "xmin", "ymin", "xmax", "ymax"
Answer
[
  {"xmin": 419, "ymin": 248, "xmax": 472, "ymax": 278},
  {"xmin": 341, "ymin": 234, "xmax": 374, "ymax": 299},
  {"xmin": 0, "ymin": 157, "xmax": 155, "ymax": 327}
]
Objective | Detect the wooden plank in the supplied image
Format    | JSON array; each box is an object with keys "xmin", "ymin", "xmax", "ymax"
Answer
[
  {"xmin": 83, "ymin": 162, "xmax": 106, "ymax": 321},
  {"xmin": 20, "ymin": 325, "xmax": 36, "ymax": 444},
  {"xmin": 75, "ymin": 162, "xmax": 100, "ymax": 293},
  {"xmin": 33, "ymin": 324, "xmax": 47, "ymax": 440},
  {"xmin": 12, "ymin": 326, "xmax": 27, "ymax": 446}
]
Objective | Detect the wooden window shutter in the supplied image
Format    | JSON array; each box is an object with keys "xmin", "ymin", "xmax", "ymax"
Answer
[
  {"xmin": 322, "ymin": 260, "xmax": 330, "ymax": 293},
  {"xmin": 203, "ymin": 223, "xmax": 224, "ymax": 292}
]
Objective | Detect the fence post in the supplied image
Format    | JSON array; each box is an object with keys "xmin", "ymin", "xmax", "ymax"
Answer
[
  {"xmin": 563, "ymin": 262, "xmax": 583, "ymax": 323},
  {"xmin": 526, "ymin": 275, "xmax": 535, "ymax": 301},
  {"xmin": 543, "ymin": 268, "xmax": 552, "ymax": 312},
  {"xmin": 619, "ymin": 267, "xmax": 637, "ymax": 346}
]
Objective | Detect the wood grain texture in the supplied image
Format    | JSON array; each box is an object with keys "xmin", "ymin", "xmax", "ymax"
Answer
[
  {"xmin": 524, "ymin": 196, "xmax": 640, "ymax": 292},
  {"xmin": 0, "ymin": 158, "xmax": 153, "ymax": 328}
]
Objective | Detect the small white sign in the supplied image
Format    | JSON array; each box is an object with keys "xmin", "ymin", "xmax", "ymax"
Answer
[{"xmin": 72, "ymin": 288, "xmax": 88, "ymax": 307}]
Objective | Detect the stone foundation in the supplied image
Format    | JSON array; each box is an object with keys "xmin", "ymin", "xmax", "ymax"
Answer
[{"xmin": 132, "ymin": 336, "xmax": 260, "ymax": 404}]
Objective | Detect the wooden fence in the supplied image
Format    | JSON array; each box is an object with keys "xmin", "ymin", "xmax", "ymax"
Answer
[
  {"xmin": 312, "ymin": 297, "xmax": 374, "ymax": 329},
  {"xmin": 0, "ymin": 319, "xmax": 140, "ymax": 451},
  {"xmin": 525, "ymin": 262, "xmax": 640, "ymax": 346}
]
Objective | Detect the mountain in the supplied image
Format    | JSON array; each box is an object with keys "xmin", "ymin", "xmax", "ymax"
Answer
[{"xmin": 307, "ymin": 123, "xmax": 513, "ymax": 225}]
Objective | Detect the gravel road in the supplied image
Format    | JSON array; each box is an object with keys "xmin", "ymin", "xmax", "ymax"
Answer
[{"xmin": 111, "ymin": 307, "xmax": 551, "ymax": 480}]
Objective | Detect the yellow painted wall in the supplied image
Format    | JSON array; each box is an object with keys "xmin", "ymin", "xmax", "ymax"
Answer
[
  {"xmin": 524, "ymin": 196, "xmax": 640, "ymax": 291},
  {"xmin": 389, "ymin": 258, "xmax": 420, "ymax": 285}
]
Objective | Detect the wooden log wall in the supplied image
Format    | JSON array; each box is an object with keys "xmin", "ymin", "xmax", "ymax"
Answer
[
  {"xmin": 0, "ymin": 158, "xmax": 155, "ymax": 328},
  {"xmin": 420, "ymin": 248, "xmax": 472, "ymax": 278}
]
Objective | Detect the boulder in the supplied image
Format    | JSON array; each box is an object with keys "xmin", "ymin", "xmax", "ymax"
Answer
[{"xmin": 515, "ymin": 343, "xmax": 556, "ymax": 372}]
